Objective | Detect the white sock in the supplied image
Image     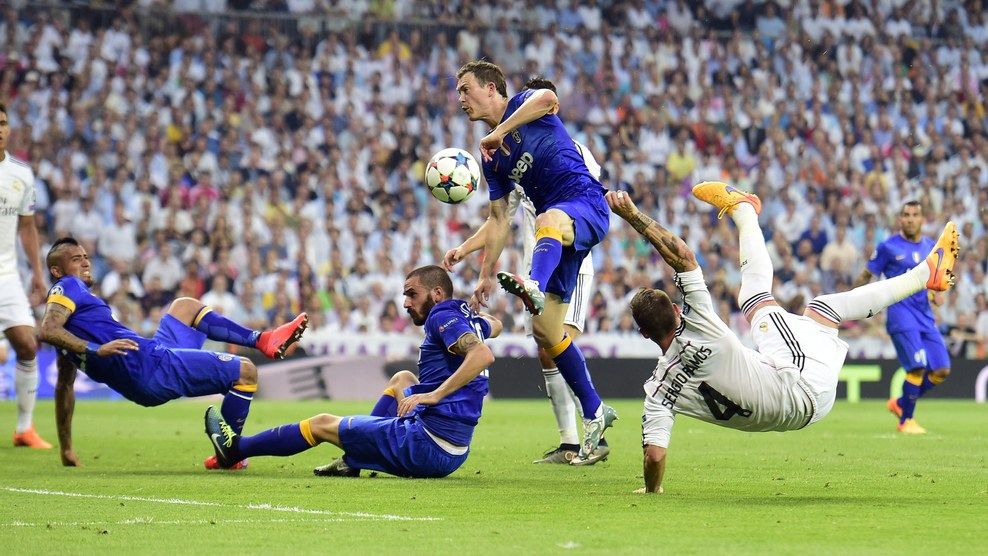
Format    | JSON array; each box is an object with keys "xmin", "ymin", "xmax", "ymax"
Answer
[
  {"xmin": 808, "ymin": 263, "xmax": 930, "ymax": 324},
  {"xmin": 542, "ymin": 368, "xmax": 579, "ymax": 445},
  {"xmin": 15, "ymin": 359, "xmax": 39, "ymax": 433},
  {"xmin": 731, "ymin": 204, "xmax": 775, "ymax": 318}
]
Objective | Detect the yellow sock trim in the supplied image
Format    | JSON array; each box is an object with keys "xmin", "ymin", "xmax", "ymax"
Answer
[
  {"xmin": 382, "ymin": 387, "xmax": 397, "ymax": 398},
  {"xmin": 535, "ymin": 226, "xmax": 563, "ymax": 242},
  {"xmin": 299, "ymin": 418, "xmax": 317, "ymax": 446},
  {"xmin": 904, "ymin": 371, "xmax": 924, "ymax": 386},
  {"xmin": 233, "ymin": 383, "xmax": 258, "ymax": 393},
  {"xmin": 192, "ymin": 306, "xmax": 212, "ymax": 327},
  {"xmin": 929, "ymin": 373, "xmax": 947, "ymax": 385},
  {"xmin": 546, "ymin": 335, "xmax": 572, "ymax": 359}
]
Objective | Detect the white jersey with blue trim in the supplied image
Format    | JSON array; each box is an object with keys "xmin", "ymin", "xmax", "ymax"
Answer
[
  {"xmin": 510, "ymin": 140, "xmax": 599, "ymax": 275},
  {"xmin": 0, "ymin": 151, "xmax": 36, "ymax": 278}
]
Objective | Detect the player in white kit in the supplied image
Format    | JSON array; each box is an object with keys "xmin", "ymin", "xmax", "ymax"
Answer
[
  {"xmin": 504, "ymin": 77, "xmax": 605, "ymax": 465},
  {"xmin": 0, "ymin": 103, "xmax": 50, "ymax": 448},
  {"xmin": 605, "ymin": 182, "xmax": 959, "ymax": 494}
]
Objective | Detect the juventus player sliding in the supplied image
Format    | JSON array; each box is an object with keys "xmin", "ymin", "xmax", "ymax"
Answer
[{"xmin": 605, "ymin": 182, "xmax": 959, "ymax": 494}]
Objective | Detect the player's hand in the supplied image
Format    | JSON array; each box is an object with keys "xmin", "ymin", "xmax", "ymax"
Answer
[
  {"xmin": 930, "ymin": 291, "xmax": 946, "ymax": 306},
  {"xmin": 28, "ymin": 276, "xmax": 46, "ymax": 306},
  {"xmin": 472, "ymin": 275, "xmax": 495, "ymax": 310},
  {"xmin": 633, "ymin": 486, "xmax": 663, "ymax": 494},
  {"xmin": 605, "ymin": 190, "xmax": 640, "ymax": 221},
  {"xmin": 479, "ymin": 129, "xmax": 506, "ymax": 162},
  {"xmin": 61, "ymin": 449, "xmax": 81, "ymax": 467},
  {"xmin": 397, "ymin": 392, "xmax": 441, "ymax": 417},
  {"xmin": 97, "ymin": 339, "xmax": 140, "ymax": 357},
  {"xmin": 443, "ymin": 247, "xmax": 466, "ymax": 270}
]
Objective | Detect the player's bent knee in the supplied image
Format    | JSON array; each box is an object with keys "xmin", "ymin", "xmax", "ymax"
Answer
[
  {"xmin": 931, "ymin": 368, "xmax": 950, "ymax": 379},
  {"xmin": 308, "ymin": 413, "xmax": 341, "ymax": 440},
  {"xmin": 237, "ymin": 358, "xmax": 258, "ymax": 385},
  {"xmin": 167, "ymin": 297, "xmax": 205, "ymax": 323},
  {"xmin": 389, "ymin": 370, "xmax": 418, "ymax": 389}
]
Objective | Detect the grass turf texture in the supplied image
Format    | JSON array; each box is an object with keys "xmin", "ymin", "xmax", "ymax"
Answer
[{"xmin": 0, "ymin": 399, "xmax": 985, "ymax": 554}]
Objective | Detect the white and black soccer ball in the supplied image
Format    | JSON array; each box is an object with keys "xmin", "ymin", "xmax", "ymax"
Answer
[{"xmin": 425, "ymin": 148, "xmax": 481, "ymax": 204}]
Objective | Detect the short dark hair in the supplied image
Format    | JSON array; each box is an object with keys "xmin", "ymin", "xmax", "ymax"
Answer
[
  {"xmin": 630, "ymin": 288, "xmax": 678, "ymax": 339},
  {"xmin": 407, "ymin": 265, "xmax": 453, "ymax": 298},
  {"xmin": 457, "ymin": 60, "xmax": 507, "ymax": 98},
  {"xmin": 901, "ymin": 200, "xmax": 922, "ymax": 215},
  {"xmin": 46, "ymin": 237, "xmax": 80, "ymax": 279},
  {"xmin": 523, "ymin": 76, "xmax": 556, "ymax": 93},
  {"xmin": 0, "ymin": 102, "xmax": 6, "ymax": 115}
]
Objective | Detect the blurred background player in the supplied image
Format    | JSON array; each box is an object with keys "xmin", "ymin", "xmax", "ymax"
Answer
[
  {"xmin": 39, "ymin": 237, "xmax": 307, "ymax": 466},
  {"xmin": 209, "ymin": 265, "xmax": 502, "ymax": 479},
  {"xmin": 855, "ymin": 201, "xmax": 951, "ymax": 434},
  {"xmin": 0, "ymin": 103, "xmax": 49, "ymax": 449},
  {"xmin": 509, "ymin": 77, "xmax": 607, "ymax": 465},
  {"xmin": 607, "ymin": 183, "xmax": 958, "ymax": 493},
  {"xmin": 445, "ymin": 60, "xmax": 615, "ymax": 464}
]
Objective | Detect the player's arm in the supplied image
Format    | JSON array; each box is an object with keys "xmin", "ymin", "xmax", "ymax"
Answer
[
  {"xmin": 17, "ymin": 215, "xmax": 45, "ymax": 304},
  {"xmin": 479, "ymin": 89, "xmax": 559, "ymax": 161},
  {"xmin": 479, "ymin": 313, "xmax": 503, "ymax": 338},
  {"xmin": 396, "ymin": 332, "xmax": 495, "ymax": 416},
  {"xmin": 55, "ymin": 353, "xmax": 81, "ymax": 466},
  {"xmin": 606, "ymin": 191, "xmax": 698, "ymax": 272},
  {"xmin": 39, "ymin": 303, "xmax": 139, "ymax": 356},
  {"xmin": 642, "ymin": 445, "xmax": 667, "ymax": 494},
  {"xmin": 638, "ymin": 388, "xmax": 674, "ymax": 493}
]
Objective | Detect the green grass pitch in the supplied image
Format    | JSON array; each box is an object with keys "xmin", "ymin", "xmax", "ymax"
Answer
[{"xmin": 0, "ymin": 399, "xmax": 985, "ymax": 554}]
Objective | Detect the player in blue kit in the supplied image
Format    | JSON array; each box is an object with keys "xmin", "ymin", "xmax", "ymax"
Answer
[
  {"xmin": 38, "ymin": 237, "xmax": 307, "ymax": 466},
  {"xmin": 855, "ymin": 201, "xmax": 950, "ymax": 434},
  {"xmin": 205, "ymin": 265, "xmax": 503, "ymax": 478},
  {"xmin": 444, "ymin": 60, "xmax": 616, "ymax": 464}
]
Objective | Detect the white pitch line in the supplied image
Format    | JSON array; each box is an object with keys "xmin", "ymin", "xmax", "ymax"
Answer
[
  {"xmin": 3, "ymin": 487, "xmax": 441, "ymax": 522},
  {"xmin": 5, "ymin": 517, "xmax": 362, "ymax": 527}
]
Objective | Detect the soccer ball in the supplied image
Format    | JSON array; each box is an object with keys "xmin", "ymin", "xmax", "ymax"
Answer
[{"xmin": 425, "ymin": 148, "xmax": 481, "ymax": 204}]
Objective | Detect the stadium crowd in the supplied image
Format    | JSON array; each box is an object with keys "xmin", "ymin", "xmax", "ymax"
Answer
[{"xmin": 2, "ymin": 0, "xmax": 987, "ymax": 358}]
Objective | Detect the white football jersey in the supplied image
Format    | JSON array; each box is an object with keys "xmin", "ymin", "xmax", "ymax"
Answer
[
  {"xmin": 642, "ymin": 268, "xmax": 815, "ymax": 448},
  {"xmin": 510, "ymin": 140, "xmax": 599, "ymax": 275},
  {"xmin": 0, "ymin": 152, "xmax": 36, "ymax": 278}
]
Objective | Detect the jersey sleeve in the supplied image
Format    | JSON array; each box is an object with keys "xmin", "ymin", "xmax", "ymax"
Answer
[
  {"xmin": 427, "ymin": 303, "xmax": 481, "ymax": 353},
  {"xmin": 866, "ymin": 241, "xmax": 890, "ymax": 277},
  {"xmin": 18, "ymin": 168, "xmax": 36, "ymax": 216},
  {"xmin": 483, "ymin": 163, "xmax": 511, "ymax": 202},
  {"xmin": 675, "ymin": 268, "xmax": 731, "ymax": 339},
  {"xmin": 643, "ymin": 380, "xmax": 676, "ymax": 448},
  {"xmin": 46, "ymin": 277, "xmax": 85, "ymax": 313},
  {"xmin": 575, "ymin": 141, "xmax": 602, "ymax": 180}
]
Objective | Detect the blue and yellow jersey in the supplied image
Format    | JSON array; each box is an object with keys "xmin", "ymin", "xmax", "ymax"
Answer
[
  {"xmin": 866, "ymin": 234, "xmax": 936, "ymax": 333},
  {"xmin": 483, "ymin": 89, "xmax": 605, "ymax": 213},
  {"xmin": 46, "ymin": 276, "xmax": 152, "ymax": 381},
  {"xmin": 411, "ymin": 299, "xmax": 491, "ymax": 446}
]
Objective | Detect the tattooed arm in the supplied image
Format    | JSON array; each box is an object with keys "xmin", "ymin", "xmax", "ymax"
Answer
[
  {"xmin": 605, "ymin": 191, "xmax": 698, "ymax": 273},
  {"xmin": 396, "ymin": 332, "xmax": 495, "ymax": 416},
  {"xmin": 55, "ymin": 354, "xmax": 81, "ymax": 466},
  {"xmin": 39, "ymin": 303, "xmax": 140, "ymax": 356}
]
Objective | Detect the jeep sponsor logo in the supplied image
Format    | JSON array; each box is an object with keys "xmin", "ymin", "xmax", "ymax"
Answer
[{"xmin": 509, "ymin": 152, "xmax": 534, "ymax": 183}]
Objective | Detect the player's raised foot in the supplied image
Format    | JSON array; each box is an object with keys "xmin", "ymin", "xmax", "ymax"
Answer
[
  {"xmin": 313, "ymin": 457, "xmax": 360, "ymax": 477},
  {"xmin": 925, "ymin": 221, "xmax": 959, "ymax": 291},
  {"xmin": 256, "ymin": 312, "xmax": 308, "ymax": 359},
  {"xmin": 572, "ymin": 405, "xmax": 618, "ymax": 465},
  {"xmin": 204, "ymin": 455, "xmax": 248, "ymax": 471},
  {"xmin": 691, "ymin": 181, "xmax": 762, "ymax": 219},
  {"xmin": 204, "ymin": 405, "xmax": 240, "ymax": 468},
  {"xmin": 12, "ymin": 426, "xmax": 52, "ymax": 449},
  {"xmin": 897, "ymin": 418, "xmax": 927, "ymax": 435},
  {"xmin": 886, "ymin": 397, "xmax": 903, "ymax": 419},
  {"xmin": 532, "ymin": 444, "xmax": 579, "ymax": 464},
  {"xmin": 497, "ymin": 272, "xmax": 545, "ymax": 316}
]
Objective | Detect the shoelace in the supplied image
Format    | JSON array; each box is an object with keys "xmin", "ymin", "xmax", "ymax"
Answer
[{"xmin": 219, "ymin": 421, "xmax": 236, "ymax": 448}]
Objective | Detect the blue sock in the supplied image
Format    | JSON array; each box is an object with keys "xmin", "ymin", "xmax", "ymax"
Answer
[
  {"xmin": 221, "ymin": 385, "xmax": 255, "ymax": 435},
  {"xmin": 194, "ymin": 308, "xmax": 261, "ymax": 347},
  {"xmin": 237, "ymin": 421, "xmax": 317, "ymax": 459},
  {"xmin": 370, "ymin": 389, "xmax": 398, "ymax": 417},
  {"xmin": 919, "ymin": 371, "xmax": 945, "ymax": 396},
  {"xmin": 898, "ymin": 371, "xmax": 923, "ymax": 423},
  {"xmin": 529, "ymin": 227, "xmax": 563, "ymax": 292},
  {"xmin": 549, "ymin": 336, "xmax": 601, "ymax": 419}
]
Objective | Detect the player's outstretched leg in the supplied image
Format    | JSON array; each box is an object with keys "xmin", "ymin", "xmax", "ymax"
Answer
[
  {"xmin": 255, "ymin": 313, "xmax": 309, "ymax": 359},
  {"xmin": 204, "ymin": 405, "xmax": 322, "ymax": 469},
  {"xmin": 189, "ymin": 302, "xmax": 308, "ymax": 359},
  {"xmin": 693, "ymin": 181, "xmax": 773, "ymax": 321},
  {"xmin": 497, "ymin": 272, "xmax": 546, "ymax": 315},
  {"xmin": 806, "ymin": 222, "xmax": 959, "ymax": 325}
]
